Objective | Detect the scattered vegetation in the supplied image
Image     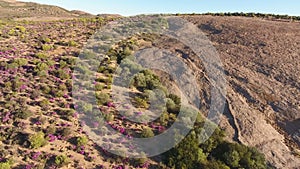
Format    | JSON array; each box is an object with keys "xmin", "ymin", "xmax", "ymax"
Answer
[
  {"xmin": 178, "ymin": 12, "xmax": 300, "ymax": 21},
  {"xmin": 0, "ymin": 10, "xmax": 281, "ymax": 168}
]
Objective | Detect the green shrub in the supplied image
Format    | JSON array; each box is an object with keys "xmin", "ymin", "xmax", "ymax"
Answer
[
  {"xmin": 41, "ymin": 85, "xmax": 51, "ymax": 94},
  {"xmin": 159, "ymin": 111, "xmax": 169, "ymax": 126},
  {"xmin": 0, "ymin": 159, "xmax": 13, "ymax": 169},
  {"xmin": 141, "ymin": 127, "xmax": 154, "ymax": 138},
  {"xmin": 163, "ymin": 131, "xmax": 207, "ymax": 169},
  {"xmin": 4, "ymin": 80, "xmax": 11, "ymax": 88},
  {"xmin": 95, "ymin": 83, "xmax": 104, "ymax": 91},
  {"xmin": 35, "ymin": 53, "xmax": 48, "ymax": 60},
  {"xmin": 66, "ymin": 57, "xmax": 77, "ymax": 66},
  {"xmin": 55, "ymin": 155, "xmax": 70, "ymax": 167},
  {"xmin": 34, "ymin": 62, "xmax": 49, "ymax": 72},
  {"xmin": 56, "ymin": 69, "xmax": 70, "ymax": 80},
  {"xmin": 12, "ymin": 78, "xmax": 23, "ymax": 91},
  {"xmin": 59, "ymin": 108, "xmax": 75, "ymax": 121},
  {"xmin": 68, "ymin": 40, "xmax": 77, "ymax": 47},
  {"xmin": 81, "ymin": 103, "xmax": 93, "ymax": 113},
  {"xmin": 202, "ymin": 160, "xmax": 230, "ymax": 169},
  {"xmin": 47, "ymin": 59, "xmax": 56, "ymax": 66},
  {"xmin": 40, "ymin": 37, "xmax": 51, "ymax": 43},
  {"xmin": 168, "ymin": 94, "xmax": 181, "ymax": 105},
  {"xmin": 97, "ymin": 77, "xmax": 112, "ymax": 85},
  {"xmin": 58, "ymin": 83, "xmax": 67, "ymax": 91},
  {"xmin": 132, "ymin": 69, "xmax": 161, "ymax": 91},
  {"xmin": 15, "ymin": 25, "xmax": 26, "ymax": 33},
  {"xmin": 51, "ymin": 88, "xmax": 64, "ymax": 97},
  {"xmin": 163, "ymin": 121, "xmax": 235, "ymax": 169},
  {"xmin": 123, "ymin": 46, "xmax": 132, "ymax": 56},
  {"xmin": 37, "ymin": 70, "xmax": 48, "ymax": 78},
  {"xmin": 7, "ymin": 62, "xmax": 18, "ymax": 70},
  {"xmin": 41, "ymin": 44, "xmax": 53, "ymax": 51},
  {"xmin": 76, "ymin": 136, "xmax": 88, "ymax": 146},
  {"xmin": 104, "ymin": 113, "xmax": 114, "ymax": 122},
  {"xmin": 39, "ymin": 99, "xmax": 50, "ymax": 110},
  {"xmin": 133, "ymin": 152, "xmax": 148, "ymax": 166},
  {"xmin": 166, "ymin": 98, "xmax": 180, "ymax": 114},
  {"xmin": 29, "ymin": 131, "xmax": 48, "ymax": 149},
  {"xmin": 61, "ymin": 128, "xmax": 72, "ymax": 138},
  {"xmin": 45, "ymin": 126, "xmax": 57, "ymax": 135},
  {"xmin": 0, "ymin": 162, "xmax": 11, "ymax": 169},
  {"xmin": 134, "ymin": 96, "xmax": 148, "ymax": 108},
  {"xmin": 8, "ymin": 29, "xmax": 15, "ymax": 36},
  {"xmin": 59, "ymin": 60, "xmax": 67, "ymax": 68},
  {"xmin": 96, "ymin": 93, "xmax": 110, "ymax": 105},
  {"xmin": 15, "ymin": 108, "xmax": 33, "ymax": 120},
  {"xmin": 97, "ymin": 66, "xmax": 106, "ymax": 73},
  {"xmin": 80, "ymin": 50, "xmax": 96, "ymax": 60},
  {"xmin": 213, "ymin": 142, "xmax": 267, "ymax": 169},
  {"xmin": 13, "ymin": 58, "xmax": 28, "ymax": 67}
]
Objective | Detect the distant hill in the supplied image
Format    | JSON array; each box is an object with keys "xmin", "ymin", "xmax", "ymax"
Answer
[{"xmin": 0, "ymin": 0, "xmax": 94, "ymax": 20}]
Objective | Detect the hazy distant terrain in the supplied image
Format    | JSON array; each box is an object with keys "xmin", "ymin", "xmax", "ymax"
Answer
[{"xmin": 0, "ymin": 0, "xmax": 93, "ymax": 20}]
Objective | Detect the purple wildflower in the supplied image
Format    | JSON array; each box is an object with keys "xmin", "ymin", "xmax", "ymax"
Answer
[
  {"xmin": 35, "ymin": 121, "xmax": 42, "ymax": 125},
  {"xmin": 73, "ymin": 112, "xmax": 79, "ymax": 118},
  {"xmin": 107, "ymin": 102, "xmax": 114, "ymax": 108},
  {"xmin": 79, "ymin": 150, "xmax": 85, "ymax": 155},
  {"xmin": 48, "ymin": 134, "xmax": 57, "ymax": 142},
  {"xmin": 2, "ymin": 112, "xmax": 11, "ymax": 122},
  {"xmin": 32, "ymin": 151, "xmax": 42, "ymax": 160},
  {"xmin": 20, "ymin": 84, "xmax": 27, "ymax": 90},
  {"xmin": 92, "ymin": 121, "xmax": 99, "ymax": 128},
  {"xmin": 24, "ymin": 164, "xmax": 33, "ymax": 169}
]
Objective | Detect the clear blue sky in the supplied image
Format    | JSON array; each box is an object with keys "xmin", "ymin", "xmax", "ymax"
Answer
[{"xmin": 22, "ymin": 0, "xmax": 300, "ymax": 16}]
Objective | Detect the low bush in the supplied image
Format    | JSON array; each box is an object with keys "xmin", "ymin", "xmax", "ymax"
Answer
[
  {"xmin": 60, "ymin": 128, "xmax": 72, "ymax": 138},
  {"xmin": 39, "ymin": 99, "xmax": 50, "ymax": 110},
  {"xmin": 56, "ymin": 69, "xmax": 70, "ymax": 80},
  {"xmin": 96, "ymin": 93, "xmax": 110, "ymax": 105},
  {"xmin": 133, "ymin": 96, "xmax": 148, "ymax": 108},
  {"xmin": 141, "ymin": 127, "xmax": 154, "ymax": 138},
  {"xmin": 76, "ymin": 136, "xmax": 88, "ymax": 146},
  {"xmin": 13, "ymin": 58, "xmax": 28, "ymax": 67},
  {"xmin": 94, "ymin": 83, "xmax": 104, "ymax": 91},
  {"xmin": 55, "ymin": 154, "xmax": 70, "ymax": 167},
  {"xmin": 8, "ymin": 29, "xmax": 15, "ymax": 36},
  {"xmin": 68, "ymin": 40, "xmax": 77, "ymax": 47},
  {"xmin": 41, "ymin": 44, "xmax": 53, "ymax": 51},
  {"xmin": 15, "ymin": 108, "xmax": 33, "ymax": 120},
  {"xmin": 103, "ymin": 113, "xmax": 114, "ymax": 122},
  {"xmin": 0, "ymin": 159, "xmax": 13, "ymax": 169},
  {"xmin": 34, "ymin": 62, "xmax": 49, "ymax": 73},
  {"xmin": 35, "ymin": 53, "xmax": 48, "ymax": 60},
  {"xmin": 15, "ymin": 25, "xmax": 26, "ymax": 33},
  {"xmin": 59, "ymin": 60, "xmax": 68, "ymax": 68},
  {"xmin": 45, "ymin": 126, "xmax": 57, "ymax": 135},
  {"xmin": 29, "ymin": 131, "xmax": 48, "ymax": 149},
  {"xmin": 132, "ymin": 69, "xmax": 161, "ymax": 91}
]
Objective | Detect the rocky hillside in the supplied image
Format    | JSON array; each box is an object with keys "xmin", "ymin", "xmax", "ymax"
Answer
[
  {"xmin": 134, "ymin": 15, "xmax": 299, "ymax": 168},
  {"xmin": 181, "ymin": 15, "xmax": 300, "ymax": 168}
]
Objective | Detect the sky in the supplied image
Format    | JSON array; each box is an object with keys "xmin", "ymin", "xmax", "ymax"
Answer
[{"xmin": 22, "ymin": 0, "xmax": 300, "ymax": 16}]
